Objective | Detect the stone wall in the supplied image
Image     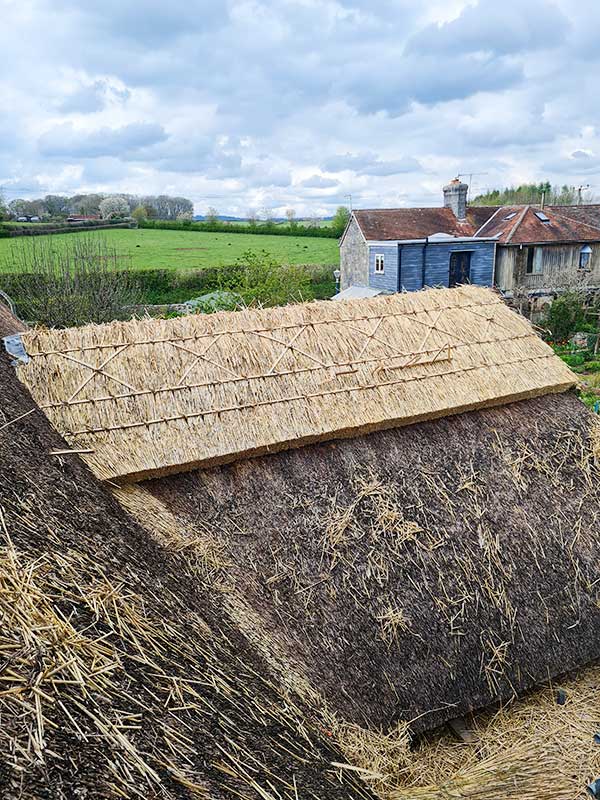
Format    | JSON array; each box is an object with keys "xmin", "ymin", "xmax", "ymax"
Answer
[{"xmin": 340, "ymin": 217, "xmax": 368, "ymax": 289}]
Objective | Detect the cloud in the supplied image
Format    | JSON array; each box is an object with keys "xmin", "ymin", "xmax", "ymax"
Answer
[
  {"xmin": 58, "ymin": 80, "xmax": 131, "ymax": 113},
  {"xmin": 322, "ymin": 153, "xmax": 422, "ymax": 176},
  {"xmin": 299, "ymin": 175, "xmax": 340, "ymax": 189},
  {"xmin": 407, "ymin": 0, "xmax": 568, "ymax": 57},
  {"xmin": 38, "ymin": 122, "xmax": 168, "ymax": 158},
  {"xmin": 2, "ymin": 0, "xmax": 600, "ymax": 214}
]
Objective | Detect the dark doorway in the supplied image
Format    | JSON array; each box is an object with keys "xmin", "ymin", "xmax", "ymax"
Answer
[{"xmin": 449, "ymin": 251, "xmax": 472, "ymax": 287}]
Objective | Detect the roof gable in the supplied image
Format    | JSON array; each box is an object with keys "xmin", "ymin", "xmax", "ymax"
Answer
[{"xmin": 477, "ymin": 204, "xmax": 600, "ymax": 244}]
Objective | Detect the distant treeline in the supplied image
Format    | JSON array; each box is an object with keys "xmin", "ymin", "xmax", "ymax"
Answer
[
  {"xmin": 0, "ymin": 221, "xmax": 130, "ymax": 238},
  {"xmin": 138, "ymin": 218, "xmax": 341, "ymax": 238},
  {"xmin": 0, "ymin": 193, "xmax": 193, "ymax": 221},
  {"xmin": 471, "ymin": 182, "xmax": 595, "ymax": 207}
]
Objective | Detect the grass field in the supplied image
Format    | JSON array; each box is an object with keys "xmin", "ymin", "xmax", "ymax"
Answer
[{"xmin": 0, "ymin": 227, "xmax": 340, "ymax": 271}]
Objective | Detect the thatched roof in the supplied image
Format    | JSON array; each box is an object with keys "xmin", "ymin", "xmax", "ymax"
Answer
[
  {"xmin": 0, "ymin": 349, "xmax": 375, "ymax": 800},
  {"xmin": 0, "ymin": 300, "xmax": 25, "ymax": 338},
  {"xmin": 134, "ymin": 391, "xmax": 600, "ymax": 738},
  {"xmin": 15, "ymin": 285, "xmax": 575, "ymax": 483}
]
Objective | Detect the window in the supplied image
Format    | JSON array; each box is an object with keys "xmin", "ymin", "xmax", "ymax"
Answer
[
  {"xmin": 374, "ymin": 253, "xmax": 385, "ymax": 274},
  {"xmin": 579, "ymin": 245, "xmax": 592, "ymax": 270},
  {"xmin": 534, "ymin": 211, "xmax": 551, "ymax": 223},
  {"xmin": 449, "ymin": 251, "xmax": 472, "ymax": 287},
  {"xmin": 503, "ymin": 212, "xmax": 518, "ymax": 221},
  {"xmin": 526, "ymin": 247, "xmax": 543, "ymax": 274}
]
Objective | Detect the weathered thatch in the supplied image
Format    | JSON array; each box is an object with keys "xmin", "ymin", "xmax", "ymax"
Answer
[
  {"xmin": 133, "ymin": 391, "xmax": 600, "ymax": 740},
  {"xmin": 0, "ymin": 349, "xmax": 376, "ymax": 800},
  {"xmin": 15, "ymin": 285, "xmax": 575, "ymax": 482},
  {"xmin": 0, "ymin": 300, "xmax": 25, "ymax": 338}
]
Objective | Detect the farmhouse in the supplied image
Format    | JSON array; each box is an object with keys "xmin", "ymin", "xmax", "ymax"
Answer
[
  {"xmin": 339, "ymin": 179, "xmax": 497, "ymax": 294},
  {"xmin": 340, "ymin": 180, "xmax": 600, "ymax": 309},
  {"xmin": 4, "ymin": 288, "xmax": 600, "ymax": 796},
  {"xmin": 477, "ymin": 203, "xmax": 600, "ymax": 307}
]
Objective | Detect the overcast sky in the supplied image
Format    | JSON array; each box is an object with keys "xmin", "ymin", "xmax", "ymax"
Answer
[{"xmin": 1, "ymin": 0, "xmax": 599, "ymax": 215}]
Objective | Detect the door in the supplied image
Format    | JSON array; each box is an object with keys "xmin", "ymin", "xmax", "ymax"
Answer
[{"xmin": 449, "ymin": 251, "xmax": 472, "ymax": 287}]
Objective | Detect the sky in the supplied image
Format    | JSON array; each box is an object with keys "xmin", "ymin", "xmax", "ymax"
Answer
[{"xmin": 1, "ymin": 0, "xmax": 599, "ymax": 216}]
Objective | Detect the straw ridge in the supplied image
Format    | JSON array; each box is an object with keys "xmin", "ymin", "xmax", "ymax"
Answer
[{"xmin": 15, "ymin": 286, "xmax": 575, "ymax": 482}]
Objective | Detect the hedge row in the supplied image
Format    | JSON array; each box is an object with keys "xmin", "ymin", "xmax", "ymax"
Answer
[
  {"xmin": 0, "ymin": 222, "xmax": 131, "ymax": 238},
  {"xmin": 1, "ymin": 264, "xmax": 337, "ymax": 307},
  {"xmin": 138, "ymin": 218, "xmax": 341, "ymax": 239}
]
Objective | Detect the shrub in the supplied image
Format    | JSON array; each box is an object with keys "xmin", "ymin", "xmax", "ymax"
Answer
[
  {"xmin": 542, "ymin": 292, "xmax": 588, "ymax": 342},
  {"xmin": 2, "ymin": 236, "xmax": 141, "ymax": 327},
  {"xmin": 218, "ymin": 249, "xmax": 312, "ymax": 307}
]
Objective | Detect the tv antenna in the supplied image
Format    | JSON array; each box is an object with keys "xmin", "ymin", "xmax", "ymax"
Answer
[{"xmin": 458, "ymin": 172, "xmax": 489, "ymax": 202}]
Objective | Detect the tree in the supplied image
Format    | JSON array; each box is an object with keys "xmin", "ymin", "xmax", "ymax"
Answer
[
  {"xmin": 205, "ymin": 207, "xmax": 219, "ymax": 225},
  {"xmin": 285, "ymin": 208, "xmax": 297, "ymax": 227},
  {"xmin": 44, "ymin": 195, "xmax": 69, "ymax": 217},
  {"xmin": 99, "ymin": 195, "xmax": 130, "ymax": 220},
  {"xmin": 0, "ymin": 193, "xmax": 8, "ymax": 221},
  {"xmin": 332, "ymin": 206, "xmax": 350, "ymax": 236},
  {"xmin": 471, "ymin": 182, "xmax": 595, "ymax": 207},
  {"xmin": 3, "ymin": 235, "xmax": 141, "ymax": 328},
  {"xmin": 9, "ymin": 198, "xmax": 46, "ymax": 218},
  {"xmin": 131, "ymin": 205, "xmax": 148, "ymax": 224},
  {"xmin": 177, "ymin": 210, "xmax": 193, "ymax": 222},
  {"xmin": 69, "ymin": 193, "xmax": 104, "ymax": 216}
]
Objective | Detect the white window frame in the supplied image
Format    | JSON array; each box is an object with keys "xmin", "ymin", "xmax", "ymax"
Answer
[
  {"xmin": 579, "ymin": 245, "xmax": 592, "ymax": 270},
  {"xmin": 374, "ymin": 253, "xmax": 385, "ymax": 274}
]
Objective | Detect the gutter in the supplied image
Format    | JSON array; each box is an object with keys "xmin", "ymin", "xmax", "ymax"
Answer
[{"xmin": 365, "ymin": 235, "xmax": 497, "ymax": 246}]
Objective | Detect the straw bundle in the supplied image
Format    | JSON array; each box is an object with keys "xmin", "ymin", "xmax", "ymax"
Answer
[
  {"xmin": 384, "ymin": 666, "xmax": 600, "ymax": 799},
  {"xmin": 16, "ymin": 285, "xmax": 575, "ymax": 482}
]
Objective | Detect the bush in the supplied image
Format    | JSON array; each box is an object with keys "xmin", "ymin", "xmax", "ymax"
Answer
[
  {"xmin": 542, "ymin": 292, "xmax": 588, "ymax": 342},
  {"xmin": 2, "ymin": 236, "xmax": 141, "ymax": 327},
  {"xmin": 217, "ymin": 249, "xmax": 312, "ymax": 307}
]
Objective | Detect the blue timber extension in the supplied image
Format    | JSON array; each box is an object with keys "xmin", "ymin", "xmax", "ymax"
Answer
[{"xmin": 367, "ymin": 239, "xmax": 496, "ymax": 293}]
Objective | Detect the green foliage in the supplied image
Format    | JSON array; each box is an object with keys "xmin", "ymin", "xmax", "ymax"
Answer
[
  {"xmin": 132, "ymin": 205, "xmax": 148, "ymax": 223},
  {"xmin": 472, "ymin": 182, "xmax": 587, "ymax": 207},
  {"xmin": 541, "ymin": 292, "xmax": 589, "ymax": 342},
  {"xmin": 2, "ymin": 236, "xmax": 141, "ymax": 327},
  {"xmin": 217, "ymin": 249, "xmax": 312, "ymax": 307},
  {"xmin": 331, "ymin": 206, "xmax": 351, "ymax": 237},
  {"xmin": 138, "ymin": 218, "xmax": 339, "ymax": 238}
]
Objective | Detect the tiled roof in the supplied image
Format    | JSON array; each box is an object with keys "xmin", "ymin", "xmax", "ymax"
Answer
[
  {"xmin": 476, "ymin": 205, "xmax": 600, "ymax": 244},
  {"xmin": 353, "ymin": 207, "xmax": 496, "ymax": 240}
]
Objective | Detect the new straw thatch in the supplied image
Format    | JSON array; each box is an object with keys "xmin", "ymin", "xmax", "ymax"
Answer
[
  {"xmin": 131, "ymin": 390, "xmax": 600, "ymax": 742},
  {"xmin": 0, "ymin": 348, "xmax": 377, "ymax": 800},
  {"xmin": 14, "ymin": 285, "xmax": 575, "ymax": 482}
]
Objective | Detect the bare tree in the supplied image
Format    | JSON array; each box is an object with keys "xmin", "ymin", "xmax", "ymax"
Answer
[
  {"xmin": 205, "ymin": 207, "xmax": 219, "ymax": 224},
  {"xmin": 285, "ymin": 208, "xmax": 297, "ymax": 226},
  {"xmin": 3, "ymin": 235, "xmax": 141, "ymax": 328},
  {"xmin": 247, "ymin": 209, "xmax": 259, "ymax": 227}
]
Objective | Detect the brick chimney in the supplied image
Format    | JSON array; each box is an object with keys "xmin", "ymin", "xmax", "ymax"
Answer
[{"xmin": 443, "ymin": 178, "xmax": 468, "ymax": 221}]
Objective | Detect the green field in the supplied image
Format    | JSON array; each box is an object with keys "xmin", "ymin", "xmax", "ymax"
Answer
[{"xmin": 0, "ymin": 227, "xmax": 340, "ymax": 271}]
